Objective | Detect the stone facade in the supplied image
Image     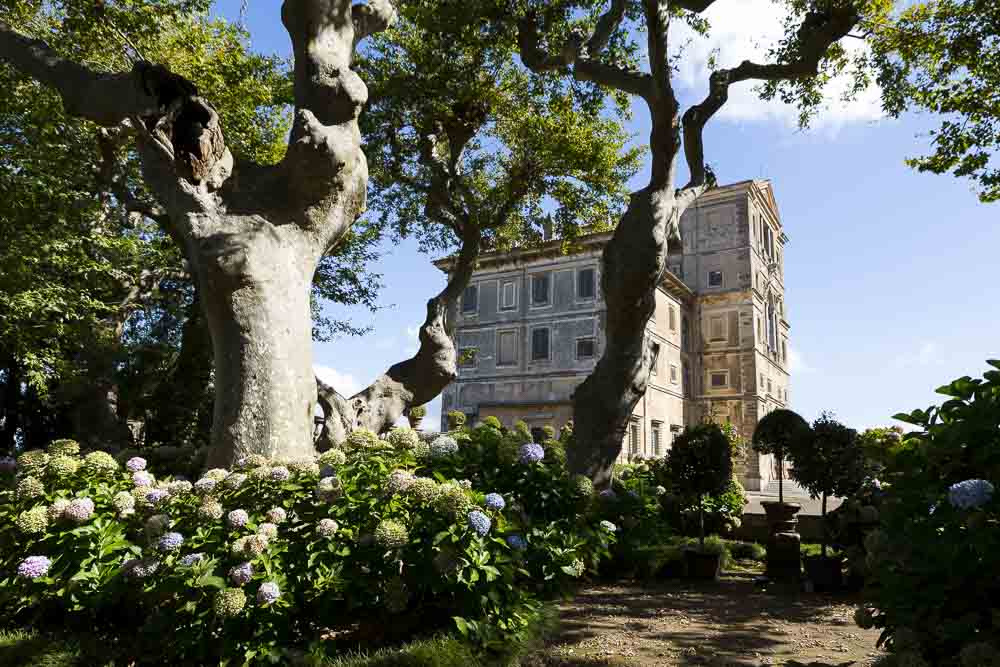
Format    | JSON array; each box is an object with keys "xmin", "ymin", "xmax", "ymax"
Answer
[{"xmin": 435, "ymin": 180, "xmax": 791, "ymax": 491}]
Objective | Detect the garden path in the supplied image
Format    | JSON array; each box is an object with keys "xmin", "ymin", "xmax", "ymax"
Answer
[{"xmin": 526, "ymin": 572, "xmax": 883, "ymax": 667}]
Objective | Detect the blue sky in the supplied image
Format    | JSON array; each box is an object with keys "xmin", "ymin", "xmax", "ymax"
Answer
[{"xmin": 216, "ymin": 0, "xmax": 998, "ymax": 432}]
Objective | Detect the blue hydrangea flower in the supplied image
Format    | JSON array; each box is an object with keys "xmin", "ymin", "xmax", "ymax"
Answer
[
  {"xmin": 505, "ymin": 534, "xmax": 527, "ymax": 551},
  {"xmin": 599, "ymin": 488, "xmax": 617, "ymax": 501},
  {"xmin": 949, "ymin": 479, "xmax": 995, "ymax": 510},
  {"xmin": 123, "ymin": 558, "xmax": 159, "ymax": 579},
  {"xmin": 227, "ymin": 509, "xmax": 249, "ymax": 529},
  {"xmin": 157, "ymin": 532, "xmax": 184, "ymax": 552},
  {"xmin": 17, "ymin": 555, "xmax": 51, "ymax": 579},
  {"xmin": 64, "ymin": 498, "xmax": 95, "ymax": 524},
  {"xmin": 146, "ymin": 489, "xmax": 170, "ymax": 506},
  {"xmin": 265, "ymin": 507, "xmax": 287, "ymax": 524},
  {"xmin": 126, "ymin": 457, "xmax": 147, "ymax": 473},
  {"xmin": 229, "ymin": 561, "xmax": 253, "ymax": 586},
  {"xmin": 256, "ymin": 581, "xmax": 280, "ymax": 605},
  {"xmin": 270, "ymin": 466, "xmax": 290, "ymax": 482},
  {"xmin": 484, "ymin": 493, "xmax": 505, "ymax": 511},
  {"xmin": 194, "ymin": 478, "xmax": 217, "ymax": 495},
  {"xmin": 179, "ymin": 553, "xmax": 205, "ymax": 567},
  {"xmin": 430, "ymin": 435, "xmax": 459, "ymax": 458},
  {"xmin": 467, "ymin": 510, "xmax": 491, "ymax": 537},
  {"xmin": 518, "ymin": 443, "xmax": 545, "ymax": 464},
  {"xmin": 317, "ymin": 518, "xmax": 339, "ymax": 537},
  {"xmin": 0, "ymin": 456, "xmax": 16, "ymax": 473}
]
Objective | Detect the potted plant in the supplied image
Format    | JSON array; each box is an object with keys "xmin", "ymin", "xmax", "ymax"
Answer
[
  {"xmin": 407, "ymin": 405, "xmax": 427, "ymax": 430},
  {"xmin": 788, "ymin": 412, "xmax": 866, "ymax": 592},
  {"xmin": 667, "ymin": 423, "xmax": 734, "ymax": 580},
  {"xmin": 446, "ymin": 410, "xmax": 467, "ymax": 431},
  {"xmin": 752, "ymin": 409, "xmax": 812, "ymax": 584}
]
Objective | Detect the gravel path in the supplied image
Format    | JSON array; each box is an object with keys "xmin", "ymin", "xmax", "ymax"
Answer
[{"xmin": 526, "ymin": 571, "xmax": 884, "ymax": 667}]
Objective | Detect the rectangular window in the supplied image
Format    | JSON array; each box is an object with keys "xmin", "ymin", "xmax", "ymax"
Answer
[
  {"xmin": 681, "ymin": 317, "xmax": 689, "ymax": 351},
  {"xmin": 767, "ymin": 379, "xmax": 773, "ymax": 394},
  {"xmin": 709, "ymin": 315, "xmax": 726, "ymax": 341},
  {"xmin": 668, "ymin": 306, "xmax": 677, "ymax": 332},
  {"xmin": 650, "ymin": 343, "xmax": 660, "ymax": 375},
  {"xmin": 461, "ymin": 285, "xmax": 478, "ymax": 314},
  {"xmin": 531, "ymin": 273, "xmax": 550, "ymax": 306},
  {"xmin": 781, "ymin": 340, "xmax": 787, "ymax": 362},
  {"xmin": 629, "ymin": 420, "xmax": 640, "ymax": 456},
  {"xmin": 683, "ymin": 366, "xmax": 691, "ymax": 397},
  {"xmin": 710, "ymin": 371, "xmax": 729, "ymax": 389},
  {"xmin": 500, "ymin": 281, "xmax": 517, "ymax": 311},
  {"xmin": 670, "ymin": 364, "xmax": 679, "ymax": 384},
  {"xmin": 760, "ymin": 373, "xmax": 765, "ymax": 389},
  {"xmin": 651, "ymin": 421, "xmax": 663, "ymax": 457},
  {"xmin": 497, "ymin": 331, "xmax": 517, "ymax": 366},
  {"xmin": 576, "ymin": 337, "xmax": 596, "ymax": 359},
  {"xmin": 458, "ymin": 348, "xmax": 477, "ymax": 368},
  {"xmin": 531, "ymin": 328, "xmax": 550, "ymax": 361},
  {"xmin": 708, "ymin": 270, "xmax": 723, "ymax": 288},
  {"xmin": 577, "ymin": 268, "xmax": 596, "ymax": 299}
]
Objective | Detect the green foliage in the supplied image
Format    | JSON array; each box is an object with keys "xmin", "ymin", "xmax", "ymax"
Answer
[
  {"xmin": 752, "ymin": 409, "xmax": 812, "ymax": 462},
  {"xmin": 789, "ymin": 412, "xmax": 867, "ymax": 503},
  {"xmin": 0, "ymin": 423, "xmax": 615, "ymax": 663},
  {"xmin": 446, "ymin": 411, "xmax": 467, "ymax": 431},
  {"xmin": 728, "ymin": 541, "xmax": 767, "ymax": 562},
  {"xmin": 861, "ymin": 361, "xmax": 1000, "ymax": 664},
  {"xmin": 868, "ymin": 0, "xmax": 1000, "ymax": 202},
  {"xmin": 667, "ymin": 424, "xmax": 734, "ymax": 505},
  {"xmin": 358, "ymin": 0, "xmax": 640, "ymax": 257},
  {"xmin": 408, "ymin": 406, "xmax": 427, "ymax": 421}
]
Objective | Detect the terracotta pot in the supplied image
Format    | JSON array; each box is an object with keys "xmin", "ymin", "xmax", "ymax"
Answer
[
  {"xmin": 684, "ymin": 550, "xmax": 721, "ymax": 580},
  {"xmin": 804, "ymin": 555, "xmax": 843, "ymax": 593}
]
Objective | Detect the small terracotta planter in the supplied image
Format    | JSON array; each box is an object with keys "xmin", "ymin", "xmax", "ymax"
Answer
[{"xmin": 684, "ymin": 550, "xmax": 721, "ymax": 580}]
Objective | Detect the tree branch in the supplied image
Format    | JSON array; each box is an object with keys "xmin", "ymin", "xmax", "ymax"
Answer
[
  {"xmin": 679, "ymin": 4, "xmax": 862, "ymax": 204},
  {"xmin": 0, "ymin": 20, "xmax": 192, "ymax": 126},
  {"xmin": 587, "ymin": 0, "xmax": 627, "ymax": 56},
  {"xmin": 518, "ymin": 9, "xmax": 652, "ymax": 100},
  {"xmin": 327, "ymin": 223, "xmax": 482, "ymax": 435},
  {"xmin": 352, "ymin": 0, "xmax": 398, "ymax": 48}
]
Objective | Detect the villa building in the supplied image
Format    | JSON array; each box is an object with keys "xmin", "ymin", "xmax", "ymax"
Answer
[{"xmin": 434, "ymin": 180, "xmax": 791, "ymax": 491}]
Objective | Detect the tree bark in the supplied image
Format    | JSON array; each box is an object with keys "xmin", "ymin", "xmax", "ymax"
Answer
[
  {"xmin": 199, "ymin": 224, "xmax": 323, "ymax": 467},
  {"xmin": 317, "ymin": 224, "xmax": 480, "ymax": 440}
]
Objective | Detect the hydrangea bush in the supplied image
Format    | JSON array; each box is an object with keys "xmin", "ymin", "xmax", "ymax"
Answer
[
  {"xmin": 859, "ymin": 362, "xmax": 1000, "ymax": 665},
  {"xmin": 0, "ymin": 420, "xmax": 616, "ymax": 663}
]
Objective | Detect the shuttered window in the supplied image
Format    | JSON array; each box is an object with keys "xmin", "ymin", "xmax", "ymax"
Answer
[
  {"xmin": 498, "ymin": 331, "xmax": 517, "ymax": 366},
  {"xmin": 577, "ymin": 268, "xmax": 595, "ymax": 299},
  {"xmin": 461, "ymin": 285, "xmax": 478, "ymax": 314},
  {"xmin": 531, "ymin": 273, "xmax": 550, "ymax": 306},
  {"xmin": 531, "ymin": 328, "xmax": 550, "ymax": 361}
]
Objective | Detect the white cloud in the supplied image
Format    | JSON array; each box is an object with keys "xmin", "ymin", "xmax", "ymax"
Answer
[
  {"xmin": 314, "ymin": 365, "xmax": 362, "ymax": 398},
  {"xmin": 787, "ymin": 345, "xmax": 815, "ymax": 374},
  {"xmin": 670, "ymin": 0, "xmax": 884, "ymax": 130},
  {"xmin": 405, "ymin": 324, "xmax": 421, "ymax": 339},
  {"xmin": 892, "ymin": 341, "xmax": 942, "ymax": 369}
]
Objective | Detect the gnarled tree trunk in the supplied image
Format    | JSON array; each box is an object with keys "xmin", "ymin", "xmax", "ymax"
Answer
[{"xmin": 0, "ymin": 0, "xmax": 397, "ymax": 466}]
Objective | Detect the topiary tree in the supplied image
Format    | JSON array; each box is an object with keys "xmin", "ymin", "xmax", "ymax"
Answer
[
  {"xmin": 407, "ymin": 405, "xmax": 427, "ymax": 429},
  {"xmin": 787, "ymin": 412, "xmax": 865, "ymax": 557},
  {"xmin": 446, "ymin": 410, "xmax": 467, "ymax": 431},
  {"xmin": 753, "ymin": 409, "xmax": 812, "ymax": 503},
  {"xmin": 667, "ymin": 423, "xmax": 733, "ymax": 550}
]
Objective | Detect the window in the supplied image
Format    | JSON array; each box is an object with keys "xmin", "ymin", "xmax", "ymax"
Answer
[
  {"xmin": 650, "ymin": 343, "xmax": 661, "ymax": 376},
  {"xmin": 767, "ymin": 379, "xmax": 773, "ymax": 394},
  {"xmin": 576, "ymin": 337, "xmax": 596, "ymax": 359},
  {"xmin": 629, "ymin": 420, "xmax": 641, "ymax": 456},
  {"xmin": 497, "ymin": 331, "xmax": 517, "ymax": 366},
  {"xmin": 710, "ymin": 371, "xmax": 729, "ymax": 389},
  {"xmin": 760, "ymin": 373, "xmax": 765, "ymax": 389},
  {"xmin": 500, "ymin": 281, "xmax": 517, "ymax": 311},
  {"xmin": 651, "ymin": 421, "xmax": 663, "ymax": 457},
  {"xmin": 668, "ymin": 306, "xmax": 677, "ymax": 332},
  {"xmin": 709, "ymin": 315, "xmax": 726, "ymax": 341},
  {"xmin": 708, "ymin": 270, "xmax": 723, "ymax": 288},
  {"xmin": 461, "ymin": 285, "xmax": 478, "ymax": 314},
  {"xmin": 531, "ymin": 328, "xmax": 550, "ymax": 361},
  {"xmin": 577, "ymin": 268, "xmax": 596, "ymax": 299},
  {"xmin": 681, "ymin": 316, "xmax": 689, "ymax": 351},
  {"xmin": 458, "ymin": 348, "xmax": 477, "ymax": 368},
  {"xmin": 683, "ymin": 366, "xmax": 691, "ymax": 397},
  {"xmin": 781, "ymin": 340, "xmax": 787, "ymax": 363},
  {"xmin": 531, "ymin": 273, "xmax": 550, "ymax": 306},
  {"xmin": 670, "ymin": 364, "xmax": 679, "ymax": 384}
]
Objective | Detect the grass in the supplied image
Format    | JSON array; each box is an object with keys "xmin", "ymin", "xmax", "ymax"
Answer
[
  {"xmin": 800, "ymin": 543, "xmax": 844, "ymax": 559},
  {"xmin": 320, "ymin": 635, "xmax": 481, "ymax": 667},
  {"xmin": 0, "ymin": 629, "xmax": 91, "ymax": 667}
]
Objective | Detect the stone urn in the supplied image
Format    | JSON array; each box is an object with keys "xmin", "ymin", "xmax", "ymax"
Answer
[{"xmin": 761, "ymin": 500, "xmax": 802, "ymax": 584}]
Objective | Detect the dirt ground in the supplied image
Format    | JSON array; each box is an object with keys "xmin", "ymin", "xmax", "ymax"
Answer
[{"xmin": 526, "ymin": 569, "xmax": 884, "ymax": 667}]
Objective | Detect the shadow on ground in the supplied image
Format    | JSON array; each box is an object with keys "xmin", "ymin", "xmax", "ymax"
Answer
[{"xmin": 526, "ymin": 571, "xmax": 881, "ymax": 667}]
